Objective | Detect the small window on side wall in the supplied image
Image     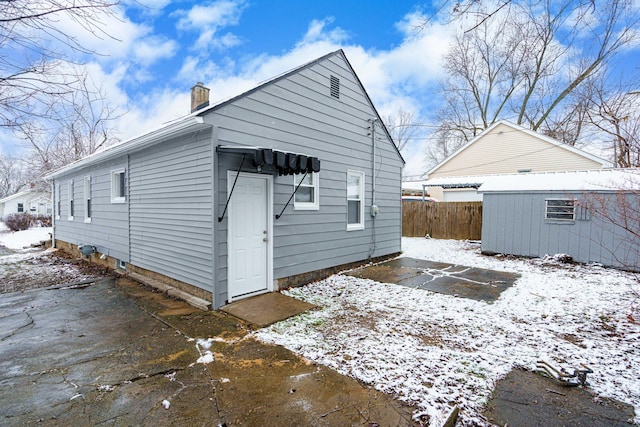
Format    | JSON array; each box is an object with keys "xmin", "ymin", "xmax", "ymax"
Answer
[
  {"xmin": 294, "ymin": 172, "xmax": 319, "ymax": 210},
  {"xmin": 84, "ymin": 176, "xmax": 91, "ymax": 223},
  {"xmin": 111, "ymin": 169, "xmax": 126, "ymax": 203},
  {"xmin": 545, "ymin": 199, "xmax": 575, "ymax": 221},
  {"xmin": 347, "ymin": 170, "xmax": 365, "ymax": 231},
  {"xmin": 55, "ymin": 184, "xmax": 60, "ymax": 219},
  {"xmin": 17, "ymin": 203, "xmax": 24, "ymax": 213},
  {"xmin": 68, "ymin": 180, "xmax": 74, "ymax": 220}
]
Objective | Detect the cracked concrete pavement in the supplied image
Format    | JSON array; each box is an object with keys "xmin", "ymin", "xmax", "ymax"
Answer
[{"xmin": 0, "ymin": 276, "xmax": 415, "ymax": 426}]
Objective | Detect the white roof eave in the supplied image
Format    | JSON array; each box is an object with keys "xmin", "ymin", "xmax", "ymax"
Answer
[{"xmin": 45, "ymin": 116, "xmax": 210, "ymax": 180}]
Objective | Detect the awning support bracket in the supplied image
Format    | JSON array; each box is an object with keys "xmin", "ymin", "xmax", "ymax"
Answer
[
  {"xmin": 275, "ymin": 171, "xmax": 308, "ymax": 220},
  {"xmin": 218, "ymin": 154, "xmax": 246, "ymax": 223}
]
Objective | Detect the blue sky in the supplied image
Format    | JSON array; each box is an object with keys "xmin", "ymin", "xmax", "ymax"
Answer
[
  {"xmin": 46, "ymin": 0, "xmax": 450, "ymax": 176},
  {"xmin": 3, "ymin": 0, "xmax": 638, "ymax": 177},
  {"xmin": 0, "ymin": 0, "xmax": 449, "ymax": 175}
]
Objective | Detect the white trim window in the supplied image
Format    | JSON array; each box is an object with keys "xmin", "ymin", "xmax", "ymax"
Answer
[
  {"xmin": 111, "ymin": 169, "xmax": 126, "ymax": 203},
  {"xmin": 84, "ymin": 176, "xmax": 92, "ymax": 223},
  {"xmin": 67, "ymin": 180, "xmax": 74, "ymax": 220},
  {"xmin": 17, "ymin": 203, "xmax": 24, "ymax": 213},
  {"xmin": 545, "ymin": 199, "xmax": 575, "ymax": 221},
  {"xmin": 347, "ymin": 170, "xmax": 365, "ymax": 231},
  {"xmin": 294, "ymin": 172, "xmax": 319, "ymax": 210},
  {"xmin": 55, "ymin": 184, "xmax": 61, "ymax": 219}
]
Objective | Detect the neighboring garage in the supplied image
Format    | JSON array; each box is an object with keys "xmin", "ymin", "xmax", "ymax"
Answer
[{"xmin": 479, "ymin": 169, "xmax": 640, "ymax": 270}]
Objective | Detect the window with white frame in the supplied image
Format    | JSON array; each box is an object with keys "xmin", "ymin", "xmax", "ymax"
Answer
[
  {"xmin": 68, "ymin": 180, "xmax": 74, "ymax": 220},
  {"xmin": 347, "ymin": 170, "xmax": 365, "ymax": 230},
  {"xmin": 55, "ymin": 184, "xmax": 60, "ymax": 219},
  {"xmin": 111, "ymin": 169, "xmax": 126, "ymax": 203},
  {"xmin": 294, "ymin": 172, "xmax": 319, "ymax": 210},
  {"xmin": 17, "ymin": 203, "xmax": 24, "ymax": 213},
  {"xmin": 84, "ymin": 176, "xmax": 91, "ymax": 222},
  {"xmin": 545, "ymin": 199, "xmax": 575, "ymax": 221}
]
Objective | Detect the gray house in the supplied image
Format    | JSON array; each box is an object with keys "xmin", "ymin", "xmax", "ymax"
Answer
[
  {"xmin": 46, "ymin": 50, "xmax": 404, "ymax": 309},
  {"xmin": 479, "ymin": 169, "xmax": 640, "ymax": 270}
]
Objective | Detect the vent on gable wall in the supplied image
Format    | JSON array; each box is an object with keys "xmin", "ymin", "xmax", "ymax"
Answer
[{"xmin": 330, "ymin": 75, "xmax": 340, "ymax": 99}]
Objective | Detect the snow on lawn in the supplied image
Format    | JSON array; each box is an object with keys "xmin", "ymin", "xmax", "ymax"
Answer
[
  {"xmin": 255, "ymin": 238, "xmax": 640, "ymax": 426},
  {"xmin": 0, "ymin": 226, "xmax": 52, "ymax": 250}
]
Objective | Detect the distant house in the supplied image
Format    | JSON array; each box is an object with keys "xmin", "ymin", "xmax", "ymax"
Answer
[
  {"xmin": 45, "ymin": 50, "xmax": 404, "ymax": 310},
  {"xmin": 479, "ymin": 169, "xmax": 640, "ymax": 270},
  {"xmin": 408, "ymin": 121, "xmax": 611, "ymax": 201},
  {"xmin": 0, "ymin": 190, "xmax": 52, "ymax": 218}
]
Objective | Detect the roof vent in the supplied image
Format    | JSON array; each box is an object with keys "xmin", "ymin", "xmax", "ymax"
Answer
[
  {"xmin": 330, "ymin": 75, "xmax": 340, "ymax": 99},
  {"xmin": 191, "ymin": 82, "xmax": 210, "ymax": 112}
]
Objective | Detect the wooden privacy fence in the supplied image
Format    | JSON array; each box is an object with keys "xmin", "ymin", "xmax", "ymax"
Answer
[{"xmin": 402, "ymin": 201, "xmax": 483, "ymax": 240}]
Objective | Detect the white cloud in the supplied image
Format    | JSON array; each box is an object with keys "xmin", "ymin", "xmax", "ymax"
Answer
[
  {"xmin": 298, "ymin": 18, "xmax": 350, "ymax": 45},
  {"xmin": 117, "ymin": 88, "xmax": 192, "ymax": 141},
  {"xmin": 132, "ymin": 36, "xmax": 178, "ymax": 65},
  {"xmin": 53, "ymin": 6, "xmax": 147, "ymax": 61},
  {"xmin": 95, "ymin": 9, "xmax": 453, "ymax": 179},
  {"xmin": 175, "ymin": 0, "xmax": 247, "ymax": 50}
]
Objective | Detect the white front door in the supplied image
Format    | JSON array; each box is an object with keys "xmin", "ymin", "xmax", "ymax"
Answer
[{"xmin": 228, "ymin": 172, "xmax": 272, "ymax": 301}]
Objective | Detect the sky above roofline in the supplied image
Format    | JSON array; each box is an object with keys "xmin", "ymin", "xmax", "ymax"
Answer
[{"xmin": 2, "ymin": 0, "xmax": 639, "ymax": 179}]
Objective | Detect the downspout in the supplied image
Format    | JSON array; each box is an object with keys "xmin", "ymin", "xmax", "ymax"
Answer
[
  {"xmin": 211, "ymin": 125, "xmax": 219, "ymax": 309},
  {"xmin": 127, "ymin": 154, "xmax": 131, "ymax": 264},
  {"xmin": 368, "ymin": 118, "xmax": 378, "ymax": 259},
  {"xmin": 50, "ymin": 179, "xmax": 55, "ymax": 248}
]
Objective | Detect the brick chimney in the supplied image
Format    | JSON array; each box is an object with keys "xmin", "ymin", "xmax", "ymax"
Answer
[{"xmin": 191, "ymin": 82, "xmax": 210, "ymax": 113}]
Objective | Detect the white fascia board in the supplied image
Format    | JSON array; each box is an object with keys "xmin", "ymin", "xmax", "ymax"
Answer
[
  {"xmin": 45, "ymin": 116, "xmax": 209, "ymax": 179},
  {"xmin": 0, "ymin": 190, "xmax": 32, "ymax": 204}
]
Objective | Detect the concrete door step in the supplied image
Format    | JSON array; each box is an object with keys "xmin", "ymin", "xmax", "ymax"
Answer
[
  {"xmin": 126, "ymin": 272, "xmax": 211, "ymax": 311},
  {"xmin": 221, "ymin": 292, "xmax": 317, "ymax": 327}
]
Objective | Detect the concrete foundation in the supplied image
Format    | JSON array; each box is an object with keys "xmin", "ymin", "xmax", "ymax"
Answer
[{"xmin": 55, "ymin": 239, "xmax": 401, "ymax": 311}]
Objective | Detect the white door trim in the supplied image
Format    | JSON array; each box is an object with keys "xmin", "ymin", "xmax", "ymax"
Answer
[{"xmin": 226, "ymin": 171, "xmax": 273, "ymax": 302}]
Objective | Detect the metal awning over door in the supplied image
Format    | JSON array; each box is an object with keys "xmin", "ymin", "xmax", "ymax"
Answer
[
  {"xmin": 216, "ymin": 145, "xmax": 321, "ymax": 222},
  {"xmin": 216, "ymin": 146, "xmax": 320, "ymax": 175}
]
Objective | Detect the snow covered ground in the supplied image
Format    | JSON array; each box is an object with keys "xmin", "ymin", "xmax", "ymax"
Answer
[
  {"xmin": 0, "ymin": 225, "xmax": 101, "ymax": 294},
  {"xmin": 0, "ymin": 224, "xmax": 52, "ymax": 250},
  {"xmin": 256, "ymin": 238, "xmax": 640, "ymax": 426}
]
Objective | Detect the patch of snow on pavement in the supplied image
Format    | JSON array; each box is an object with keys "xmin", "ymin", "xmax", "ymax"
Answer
[
  {"xmin": 256, "ymin": 238, "xmax": 640, "ymax": 426},
  {"xmin": 0, "ymin": 226, "xmax": 51, "ymax": 250},
  {"xmin": 195, "ymin": 338, "xmax": 215, "ymax": 364}
]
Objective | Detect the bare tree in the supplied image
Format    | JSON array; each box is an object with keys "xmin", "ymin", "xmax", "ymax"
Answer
[
  {"xmin": 583, "ymin": 80, "xmax": 640, "ymax": 167},
  {"xmin": 0, "ymin": 0, "xmax": 119, "ymax": 131},
  {"xmin": 0, "ymin": 154, "xmax": 26, "ymax": 198},
  {"xmin": 576, "ymin": 175, "xmax": 640, "ymax": 318},
  {"xmin": 435, "ymin": 0, "xmax": 640, "ymax": 148},
  {"xmin": 384, "ymin": 108, "xmax": 419, "ymax": 153},
  {"xmin": 18, "ymin": 68, "xmax": 121, "ymax": 177}
]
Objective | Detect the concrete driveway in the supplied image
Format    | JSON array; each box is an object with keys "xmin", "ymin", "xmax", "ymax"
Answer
[{"xmin": 0, "ymin": 276, "xmax": 414, "ymax": 426}]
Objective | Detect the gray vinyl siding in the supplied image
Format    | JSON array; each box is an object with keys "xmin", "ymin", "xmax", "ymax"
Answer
[
  {"xmin": 211, "ymin": 52, "xmax": 402, "ymax": 305},
  {"xmin": 481, "ymin": 191, "xmax": 639, "ymax": 270},
  {"xmin": 49, "ymin": 50, "xmax": 403, "ymax": 310},
  {"xmin": 53, "ymin": 156, "xmax": 129, "ymax": 261},
  {"xmin": 129, "ymin": 130, "xmax": 214, "ymax": 293}
]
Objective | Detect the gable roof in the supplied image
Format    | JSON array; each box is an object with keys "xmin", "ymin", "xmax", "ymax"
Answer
[
  {"xmin": 427, "ymin": 120, "xmax": 612, "ymax": 176},
  {"xmin": 46, "ymin": 50, "xmax": 402, "ymax": 180},
  {"xmin": 0, "ymin": 190, "xmax": 33, "ymax": 204},
  {"xmin": 478, "ymin": 168, "xmax": 640, "ymax": 193},
  {"xmin": 195, "ymin": 49, "xmax": 404, "ymax": 164}
]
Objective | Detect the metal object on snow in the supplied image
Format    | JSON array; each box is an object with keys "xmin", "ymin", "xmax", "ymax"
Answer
[{"xmin": 535, "ymin": 360, "xmax": 593, "ymax": 387}]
